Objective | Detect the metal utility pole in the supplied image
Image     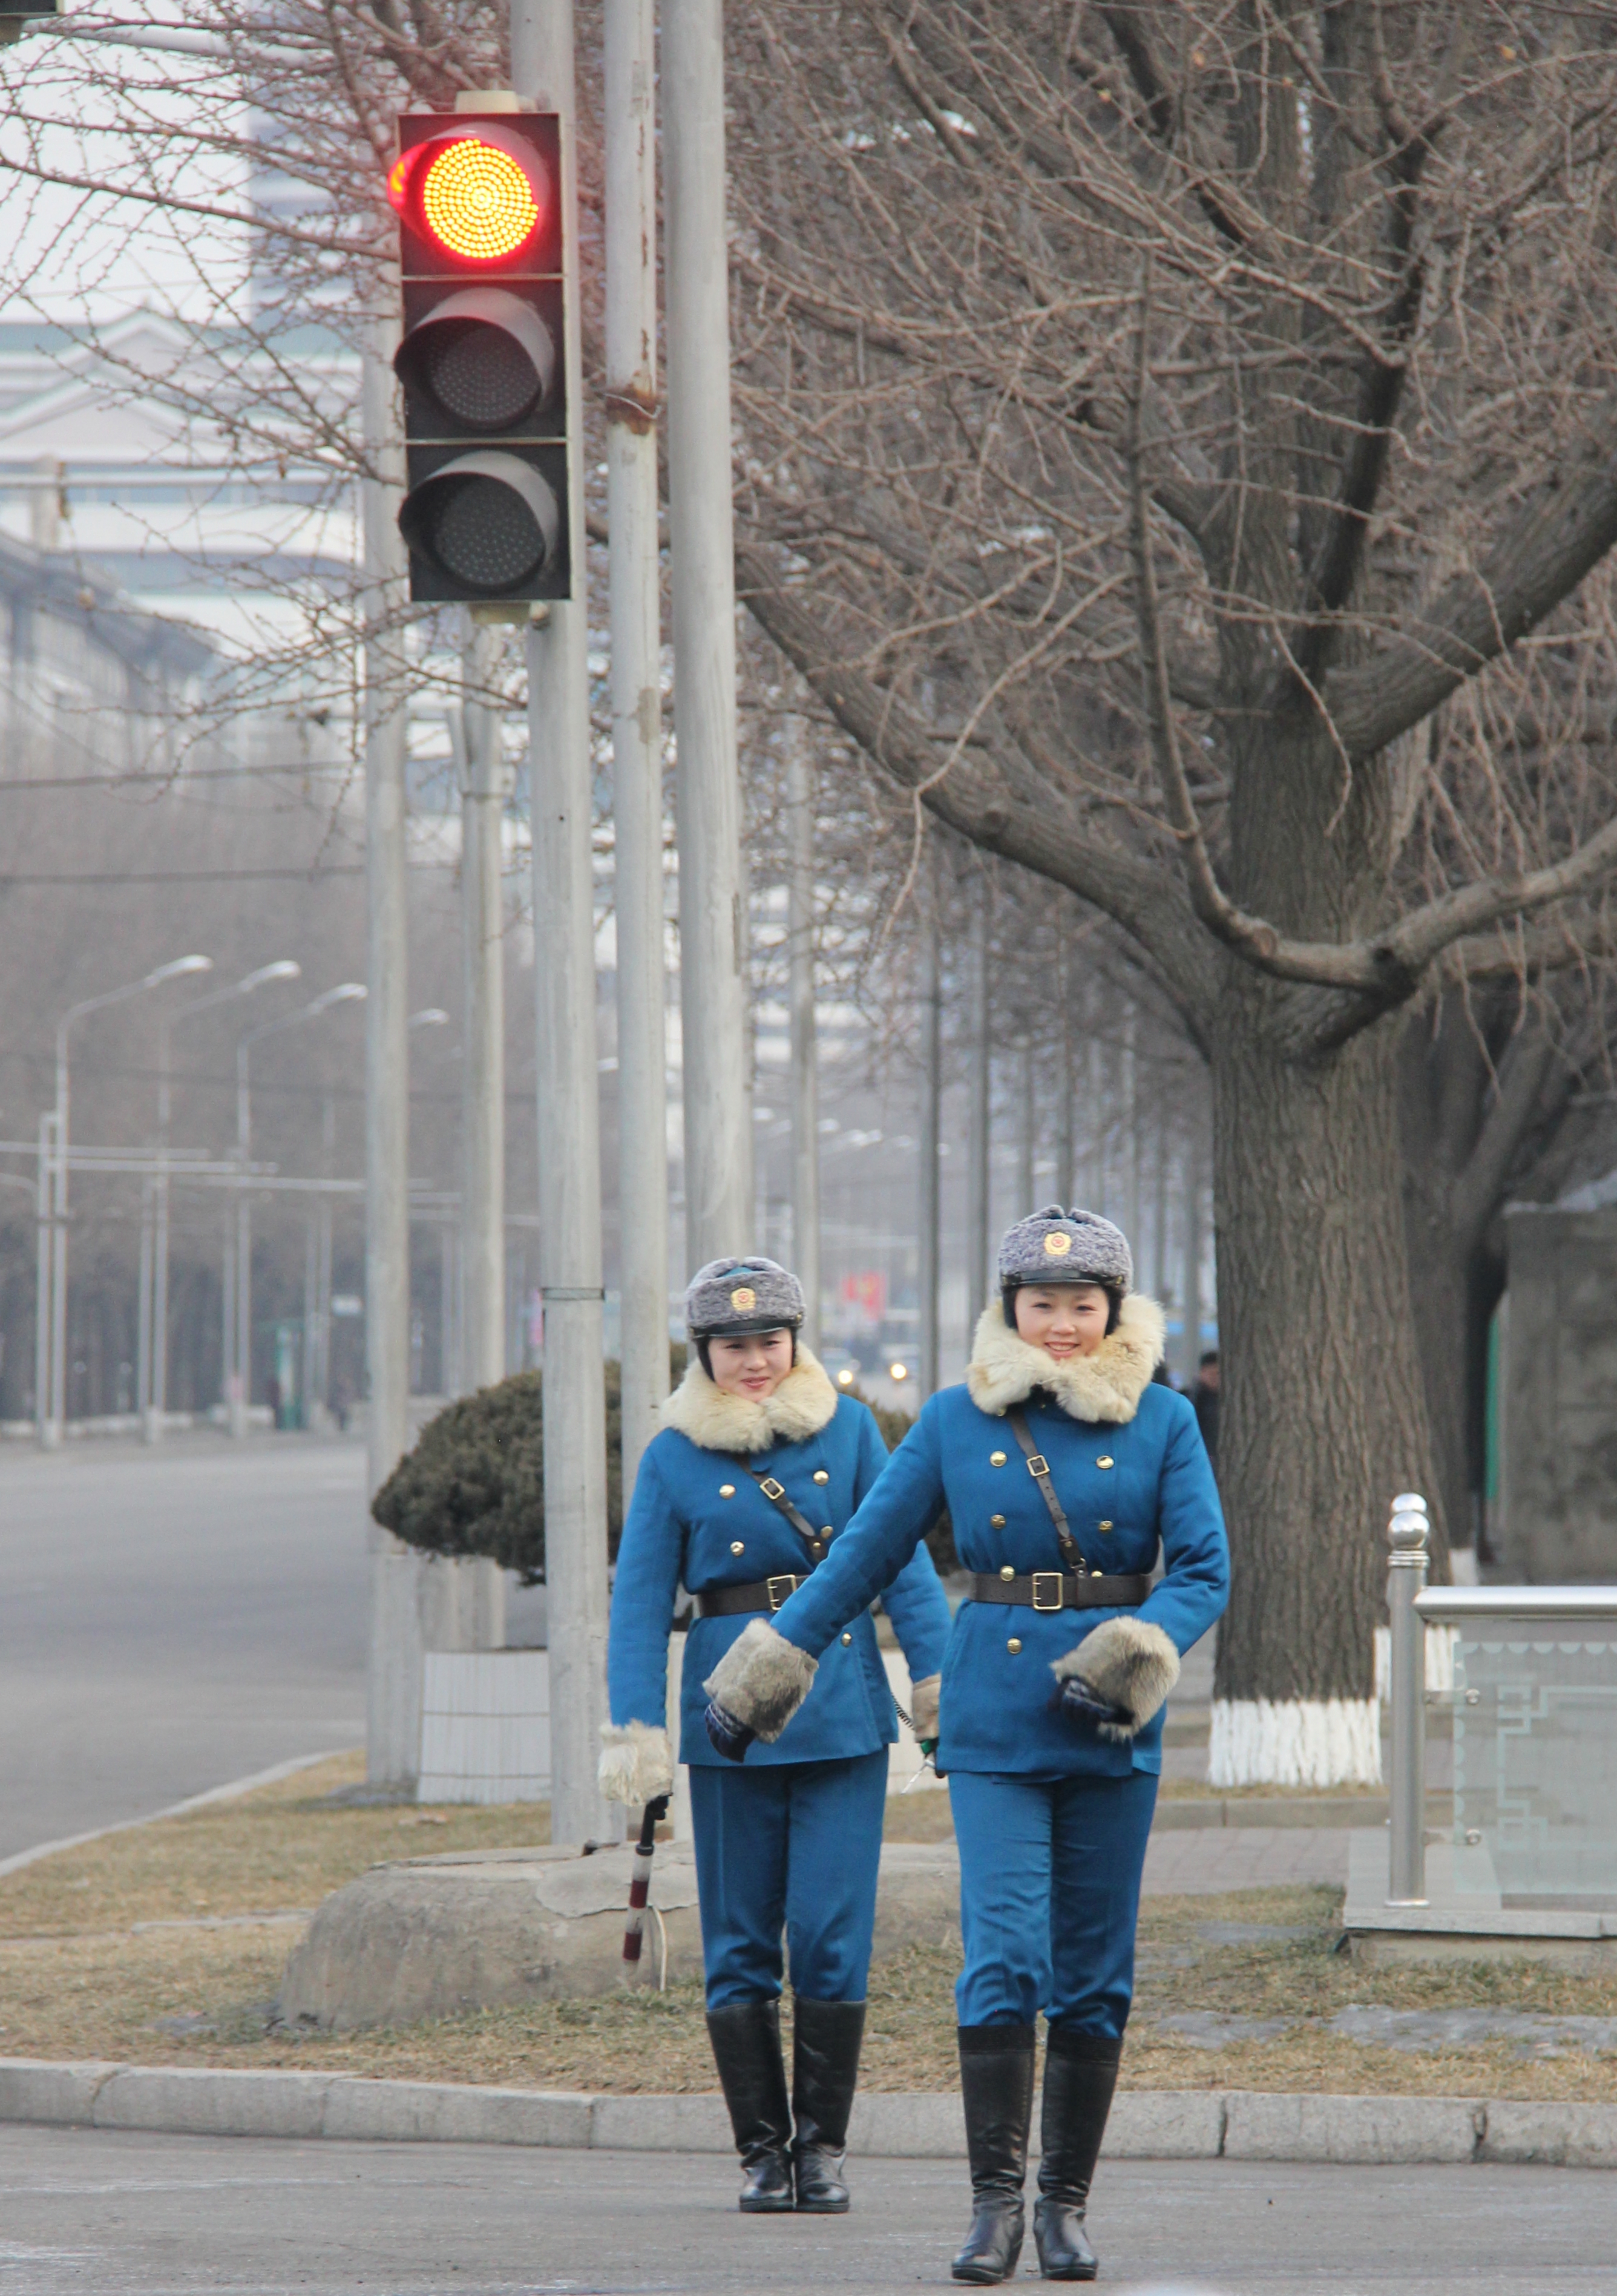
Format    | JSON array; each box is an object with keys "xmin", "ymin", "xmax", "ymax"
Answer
[
  {"xmin": 786, "ymin": 725, "xmax": 820, "ymax": 1350},
  {"xmin": 1123, "ymin": 1005, "xmax": 1140, "ymax": 1247},
  {"xmin": 917, "ymin": 869, "xmax": 942, "ymax": 1397},
  {"xmin": 606, "ymin": 0, "xmax": 671, "ymax": 1496},
  {"xmin": 459, "ymin": 618, "xmax": 510, "ymax": 1401},
  {"xmin": 361, "ymin": 303, "xmax": 422, "ymax": 1791},
  {"xmin": 454, "ymin": 622, "xmax": 509, "ymax": 1652},
  {"xmin": 513, "ymin": 0, "xmax": 615, "ymax": 1848},
  {"xmin": 965, "ymin": 871, "xmax": 992, "ymax": 1333},
  {"xmin": 663, "ymin": 0, "xmax": 752, "ymax": 1269}
]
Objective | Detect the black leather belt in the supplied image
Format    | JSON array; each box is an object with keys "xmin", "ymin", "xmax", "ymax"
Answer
[
  {"xmin": 697, "ymin": 1575, "xmax": 811, "ymax": 1618},
  {"xmin": 970, "ymin": 1570, "xmax": 1150, "ymax": 1612}
]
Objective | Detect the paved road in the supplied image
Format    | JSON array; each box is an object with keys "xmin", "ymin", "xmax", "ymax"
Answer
[
  {"xmin": 0, "ymin": 2129, "xmax": 1609, "ymax": 2294},
  {"xmin": 0, "ymin": 1435, "xmax": 369, "ymax": 1859}
]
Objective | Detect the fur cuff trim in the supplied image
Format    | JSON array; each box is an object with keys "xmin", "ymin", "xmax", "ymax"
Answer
[
  {"xmin": 965, "ymin": 1294, "xmax": 1165, "ymax": 1426},
  {"xmin": 660, "ymin": 1343, "xmax": 839, "ymax": 1453},
  {"xmin": 597, "ymin": 1721, "xmax": 675, "ymax": 1806},
  {"xmin": 908, "ymin": 1673, "xmax": 941, "ymax": 1739},
  {"xmin": 702, "ymin": 1618, "xmax": 818, "ymax": 1742},
  {"xmin": 1051, "ymin": 1616, "xmax": 1179, "ymax": 1742}
]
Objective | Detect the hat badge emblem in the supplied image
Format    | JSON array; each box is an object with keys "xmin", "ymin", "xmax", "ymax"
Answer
[
  {"xmin": 1044, "ymin": 1232, "xmax": 1072, "ymax": 1257},
  {"xmin": 730, "ymin": 1285, "xmax": 756, "ymax": 1311}
]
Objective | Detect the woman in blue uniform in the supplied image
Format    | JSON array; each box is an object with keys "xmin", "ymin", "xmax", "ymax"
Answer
[
  {"xmin": 599, "ymin": 1255, "xmax": 951, "ymax": 2216},
  {"xmin": 704, "ymin": 1210, "xmax": 1228, "ymax": 2282}
]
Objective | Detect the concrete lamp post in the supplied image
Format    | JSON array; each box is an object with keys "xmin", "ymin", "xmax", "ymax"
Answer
[
  {"xmin": 231, "ymin": 984, "xmax": 367, "ymax": 1439},
  {"xmin": 39, "ymin": 954, "xmax": 212, "ymax": 1448},
  {"xmin": 143, "ymin": 960, "xmax": 302, "ymax": 1444}
]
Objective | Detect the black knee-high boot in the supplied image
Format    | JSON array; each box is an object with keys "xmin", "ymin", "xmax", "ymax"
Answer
[
  {"xmin": 951, "ymin": 2024, "xmax": 1035, "ymax": 2285},
  {"xmin": 1034, "ymin": 2029, "xmax": 1122, "ymax": 2280},
  {"xmin": 706, "ymin": 2001, "xmax": 795, "ymax": 2212},
  {"xmin": 791, "ymin": 1996, "xmax": 865, "ymax": 2211}
]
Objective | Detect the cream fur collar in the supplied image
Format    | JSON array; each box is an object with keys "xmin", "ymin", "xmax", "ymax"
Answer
[
  {"xmin": 965, "ymin": 1294, "xmax": 1166, "ymax": 1426},
  {"xmin": 660, "ymin": 1343, "xmax": 839, "ymax": 1454}
]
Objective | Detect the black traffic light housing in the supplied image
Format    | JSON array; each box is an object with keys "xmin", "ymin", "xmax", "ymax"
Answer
[{"xmin": 390, "ymin": 111, "xmax": 570, "ymax": 605}]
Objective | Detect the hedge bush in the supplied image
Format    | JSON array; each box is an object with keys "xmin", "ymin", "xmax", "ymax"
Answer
[{"xmin": 370, "ymin": 1356, "xmax": 956, "ymax": 1581}]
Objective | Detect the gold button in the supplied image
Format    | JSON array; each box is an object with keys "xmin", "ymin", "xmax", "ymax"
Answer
[
  {"xmin": 1007, "ymin": 1638, "xmax": 1022, "ymax": 1655},
  {"xmin": 1000, "ymin": 1564, "xmax": 1015, "ymax": 1581},
  {"xmin": 991, "ymin": 1514, "xmax": 1006, "ymax": 1528},
  {"xmin": 730, "ymin": 1541, "xmax": 744, "ymax": 1555},
  {"xmin": 991, "ymin": 1451, "xmax": 1007, "ymax": 1467},
  {"xmin": 1097, "ymin": 1456, "xmax": 1114, "ymax": 1470},
  {"xmin": 841, "ymin": 1632, "xmax": 853, "ymax": 1645},
  {"xmin": 811, "ymin": 1541, "xmax": 824, "ymax": 1556},
  {"xmin": 720, "ymin": 1483, "xmax": 736, "ymax": 1498},
  {"xmin": 814, "ymin": 1470, "xmax": 830, "ymax": 1486},
  {"xmin": 1098, "ymin": 1520, "xmax": 1113, "ymax": 1533},
  {"xmin": 821, "ymin": 1526, "xmax": 834, "ymax": 1538}
]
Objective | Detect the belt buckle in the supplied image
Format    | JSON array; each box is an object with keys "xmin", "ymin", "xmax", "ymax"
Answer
[
  {"xmin": 1025, "ymin": 1452, "xmax": 1051, "ymax": 1478},
  {"xmin": 1031, "ymin": 1571, "xmax": 1063, "ymax": 1612},
  {"xmin": 766, "ymin": 1574, "xmax": 798, "ymax": 1611},
  {"xmin": 759, "ymin": 1477, "xmax": 786, "ymax": 1501}
]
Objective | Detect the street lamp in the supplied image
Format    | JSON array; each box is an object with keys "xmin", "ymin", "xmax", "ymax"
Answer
[
  {"xmin": 39, "ymin": 954, "xmax": 212, "ymax": 1448},
  {"xmin": 231, "ymin": 983, "xmax": 366, "ymax": 1438},
  {"xmin": 139, "ymin": 961, "xmax": 302, "ymax": 1443}
]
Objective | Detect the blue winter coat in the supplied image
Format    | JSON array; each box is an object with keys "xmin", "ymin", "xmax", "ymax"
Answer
[
  {"xmin": 608, "ymin": 1350, "xmax": 953, "ymax": 1767},
  {"xmin": 772, "ymin": 1301, "xmax": 1229, "ymax": 1777}
]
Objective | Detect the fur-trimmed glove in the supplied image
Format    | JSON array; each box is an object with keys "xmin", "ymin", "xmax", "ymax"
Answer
[
  {"xmin": 597, "ymin": 1721, "xmax": 675, "ymax": 1806},
  {"xmin": 702, "ymin": 1618, "xmax": 818, "ymax": 1743},
  {"xmin": 908, "ymin": 1672, "xmax": 942, "ymax": 1741},
  {"xmin": 1051, "ymin": 1616, "xmax": 1179, "ymax": 1743}
]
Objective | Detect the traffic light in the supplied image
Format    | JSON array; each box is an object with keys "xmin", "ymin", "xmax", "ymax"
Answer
[{"xmin": 389, "ymin": 112, "xmax": 569, "ymax": 605}]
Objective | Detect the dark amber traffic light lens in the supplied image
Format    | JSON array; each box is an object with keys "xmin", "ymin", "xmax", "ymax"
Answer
[
  {"xmin": 424, "ymin": 319, "xmax": 542, "ymax": 428},
  {"xmin": 418, "ymin": 137, "xmax": 539, "ymax": 263}
]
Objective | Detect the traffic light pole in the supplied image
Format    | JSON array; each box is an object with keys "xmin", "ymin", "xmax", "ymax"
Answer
[
  {"xmin": 361, "ymin": 304, "xmax": 425, "ymax": 1791},
  {"xmin": 661, "ymin": 0, "xmax": 752, "ymax": 1270},
  {"xmin": 511, "ymin": 0, "xmax": 615, "ymax": 1849},
  {"xmin": 605, "ymin": 0, "xmax": 669, "ymax": 1497}
]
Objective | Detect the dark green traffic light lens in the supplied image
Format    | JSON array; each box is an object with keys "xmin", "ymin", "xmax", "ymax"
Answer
[{"xmin": 431, "ymin": 473, "xmax": 547, "ymax": 591}]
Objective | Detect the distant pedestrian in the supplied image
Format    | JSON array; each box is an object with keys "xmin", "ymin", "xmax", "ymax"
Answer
[
  {"xmin": 707, "ymin": 1209, "xmax": 1228, "ymax": 2283},
  {"xmin": 1190, "ymin": 1350, "xmax": 1220, "ymax": 1471},
  {"xmin": 599, "ymin": 1256, "xmax": 950, "ymax": 2217}
]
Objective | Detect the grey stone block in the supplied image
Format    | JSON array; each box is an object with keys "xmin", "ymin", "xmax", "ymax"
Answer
[
  {"xmin": 0, "ymin": 2056, "xmax": 122, "ymax": 2127},
  {"xmin": 1224, "ymin": 2090, "xmax": 1480, "ymax": 2163},
  {"xmin": 279, "ymin": 1842, "xmax": 960, "ymax": 2032},
  {"xmin": 1481, "ymin": 2100, "xmax": 1617, "ymax": 2168},
  {"xmin": 1103, "ymin": 2090, "xmax": 1225, "ymax": 2159},
  {"xmin": 591, "ymin": 2091, "xmax": 732, "ymax": 2152},
  {"xmin": 93, "ymin": 2067, "xmax": 332, "ymax": 2139},
  {"xmin": 850, "ymin": 2090, "xmax": 963, "ymax": 2156},
  {"xmin": 321, "ymin": 2078, "xmax": 596, "ymax": 2148}
]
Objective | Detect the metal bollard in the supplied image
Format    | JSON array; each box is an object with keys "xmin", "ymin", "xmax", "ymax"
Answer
[{"xmin": 1386, "ymin": 1491, "xmax": 1430, "ymax": 1905}]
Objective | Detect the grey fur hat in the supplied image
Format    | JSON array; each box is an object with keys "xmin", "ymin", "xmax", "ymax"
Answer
[
  {"xmin": 998, "ymin": 1206, "xmax": 1133, "ymax": 1295},
  {"xmin": 684, "ymin": 1256, "xmax": 806, "ymax": 1337}
]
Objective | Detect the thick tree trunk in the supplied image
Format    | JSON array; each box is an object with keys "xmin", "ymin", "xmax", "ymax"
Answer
[{"xmin": 1209, "ymin": 976, "xmax": 1444, "ymax": 1785}]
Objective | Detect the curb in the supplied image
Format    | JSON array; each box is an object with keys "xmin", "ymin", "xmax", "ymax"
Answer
[
  {"xmin": 0, "ymin": 1750, "xmax": 356, "ymax": 1882},
  {"xmin": 1, "ymin": 2061, "xmax": 1615, "ymax": 2165}
]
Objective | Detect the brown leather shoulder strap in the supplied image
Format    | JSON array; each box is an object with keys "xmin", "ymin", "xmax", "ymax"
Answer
[
  {"xmin": 730, "ymin": 1457, "xmax": 826, "ymax": 1564},
  {"xmin": 1004, "ymin": 1408, "xmax": 1089, "ymax": 1578}
]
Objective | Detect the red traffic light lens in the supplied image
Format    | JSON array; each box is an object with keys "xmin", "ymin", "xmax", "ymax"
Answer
[{"xmin": 389, "ymin": 130, "xmax": 545, "ymax": 265}]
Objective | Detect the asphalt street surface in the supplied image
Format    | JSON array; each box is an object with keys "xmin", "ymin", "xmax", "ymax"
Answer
[
  {"xmin": 0, "ymin": 2129, "xmax": 1610, "ymax": 2294},
  {"xmin": 0, "ymin": 1435, "xmax": 369, "ymax": 1859}
]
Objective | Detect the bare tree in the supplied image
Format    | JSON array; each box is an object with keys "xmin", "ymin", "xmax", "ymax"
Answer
[{"xmin": 717, "ymin": 5, "xmax": 1617, "ymax": 1778}]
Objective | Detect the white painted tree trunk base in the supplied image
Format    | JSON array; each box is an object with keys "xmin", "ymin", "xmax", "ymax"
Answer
[{"xmin": 1208, "ymin": 1698, "xmax": 1382, "ymax": 1788}]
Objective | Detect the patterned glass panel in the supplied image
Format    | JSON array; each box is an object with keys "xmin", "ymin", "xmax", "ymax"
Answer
[{"xmin": 1452, "ymin": 1633, "xmax": 1617, "ymax": 1902}]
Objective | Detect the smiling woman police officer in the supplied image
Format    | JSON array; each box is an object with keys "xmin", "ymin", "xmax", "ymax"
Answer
[
  {"xmin": 703, "ymin": 1211, "xmax": 1228, "ymax": 2283},
  {"xmin": 599, "ymin": 1256, "xmax": 951, "ymax": 2217}
]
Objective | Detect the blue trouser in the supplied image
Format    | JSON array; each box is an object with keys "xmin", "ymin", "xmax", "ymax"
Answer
[
  {"xmin": 688, "ymin": 1750, "xmax": 889, "ymax": 2009},
  {"xmin": 948, "ymin": 1768, "xmax": 1158, "ymax": 2036}
]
